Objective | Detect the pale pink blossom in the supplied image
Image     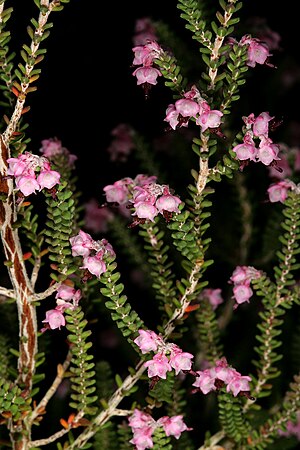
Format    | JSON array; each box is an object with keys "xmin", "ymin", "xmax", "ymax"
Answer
[
  {"xmin": 252, "ymin": 112, "xmax": 273, "ymax": 137},
  {"xmin": 133, "ymin": 329, "xmax": 161, "ymax": 354},
  {"xmin": 81, "ymin": 255, "xmax": 107, "ymax": 278},
  {"xmin": 192, "ymin": 369, "xmax": 216, "ymax": 394},
  {"xmin": 196, "ymin": 109, "xmax": 223, "ymax": 132},
  {"xmin": 144, "ymin": 352, "xmax": 172, "ymax": 379},
  {"xmin": 169, "ymin": 348, "xmax": 194, "ymax": 375},
  {"xmin": 267, "ymin": 180, "xmax": 292, "ymax": 203},
  {"xmin": 226, "ymin": 374, "xmax": 252, "ymax": 396},
  {"xmin": 175, "ymin": 98, "xmax": 199, "ymax": 118},
  {"xmin": 42, "ymin": 309, "xmax": 65, "ymax": 330},
  {"xmin": 15, "ymin": 176, "xmax": 40, "ymax": 196},
  {"xmin": 157, "ymin": 415, "xmax": 191, "ymax": 439},
  {"xmin": 199, "ymin": 288, "xmax": 224, "ymax": 310},
  {"xmin": 239, "ymin": 35, "xmax": 272, "ymax": 67},
  {"xmin": 233, "ymin": 284, "xmax": 253, "ymax": 305},
  {"xmin": 130, "ymin": 428, "xmax": 154, "ymax": 450},
  {"xmin": 133, "ymin": 66, "xmax": 162, "ymax": 86},
  {"xmin": 232, "ymin": 143, "xmax": 257, "ymax": 161},
  {"xmin": 70, "ymin": 230, "xmax": 94, "ymax": 257},
  {"xmin": 37, "ymin": 170, "xmax": 61, "ymax": 190},
  {"xmin": 103, "ymin": 180, "xmax": 131, "ymax": 205},
  {"xmin": 164, "ymin": 104, "xmax": 181, "ymax": 130},
  {"xmin": 133, "ymin": 202, "xmax": 158, "ymax": 221},
  {"xmin": 256, "ymin": 138, "xmax": 280, "ymax": 165},
  {"xmin": 155, "ymin": 194, "xmax": 181, "ymax": 213},
  {"xmin": 56, "ymin": 283, "xmax": 79, "ymax": 301}
]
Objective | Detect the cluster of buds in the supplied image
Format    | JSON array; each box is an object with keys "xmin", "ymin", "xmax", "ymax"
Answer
[
  {"xmin": 103, "ymin": 174, "xmax": 182, "ymax": 225},
  {"xmin": 129, "ymin": 408, "xmax": 191, "ymax": 450},
  {"xmin": 232, "ymin": 112, "xmax": 281, "ymax": 168},
  {"xmin": 229, "ymin": 265, "xmax": 262, "ymax": 308},
  {"xmin": 7, "ymin": 151, "xmax": 61, "ymax": 196},
  {"xmin": 192, "ymin": 357, "xmax": 252, "ymax": 398},
  {"xmin": 164, "ymin": 85, "xmax": 223, "ymax": 134},
  {"xmin": 70, "ymin": 230, "xmax": 115, "ymax": 279},
  {"xmin": 41, "ymin": 283, "xmax": 82, "ymax": 331},
  {"xmin": 132, "ymin": 40, "xmax": 163, "ymax": 95},
  {"xmin": 134, "ymin": 329, "xmax": 194, "ymax": 381}
]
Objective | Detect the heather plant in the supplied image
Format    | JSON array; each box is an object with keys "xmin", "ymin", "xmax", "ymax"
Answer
[{"xmin": 1, "ymin": 1, "xmax": 300, "ymax": 450}]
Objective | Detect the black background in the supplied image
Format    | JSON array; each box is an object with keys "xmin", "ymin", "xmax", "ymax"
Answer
[{"xmin": 11, "ymin": 0, "xmax": 300, "ymax": 200}]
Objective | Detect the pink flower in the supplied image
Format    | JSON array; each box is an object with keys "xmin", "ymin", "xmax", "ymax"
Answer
[
  {"xmin": 103, "ymin": 181, "xmax": 130, "ymax": 205},
  {"xmin": 37, "ymin": 169, "xmax": 61, "ymax": 190},
  {"xmin": 155, "ymin": 194, "xmax": 181, "ymax": 213},
  {"xmin": 233, "ymin": 283, "xmax": 253, "ymax": 305},
  {"xmin": 196, "ymin": 109, "xmax": 223, "ymax": 132},
  {"xmin": 132, "ymin": 45, "xmax": 153, "ymax": 66},
  {"xmin": 144, "ymin": 352, "xmax": 172, "ymax": 379},
  {"xmin": 256, "ymin": 138, "xmax": 280, "ymax": 165},
  {"xmin": 81, "ymin": 255, "xmax": 107, "ymax": 278},
  {"xmin": 230, "ymin": 266, "xmax": 251, "ymax": 284},
  {"xmin": 133, "ymin": 66, "xmax": 162, "ymax": 86},
  {"xmin": 169, "ymin": 348, "xmax": 194, "ymax": 375},
  {"xmin": 133, "ymin": 201, "xmax": 158, "ymax": 221},
  {"xmin": 164, "ymin": 104, "xmax": 180, "ymax": 130},
  {"xmin": 42, "ymin": 309, "xmax": 65, "ymax": 330},
  {"xmin": 39, "ymin": 137, "xmax": 77, "ymax": 166},
  {"xmin": 226, "ymin": 374, "xmax": 252, "ymax": 396},
  {"xmin": 56, "ymin": 283, "xmax": 78, "ymax": 301},
  {"xmin": 69, "ymin": 230, "xmax": 94, "ymax": 257},
  {"xmin": 134, "ymin": 329, "xmax": 161, "ymax": 354},
  {"xmin": 232, "ymin": 143, "xmax": 257, "ymax": 161},
  {"xmin": 157, "ymin": 415, "xmax": 191, "ymax": 439},
  {"xmin": 84, "ymin": 199, "xmax": 114, "ymax": 233},
  {"xmin": 192, "ymin": 369, "xmax": 216, "ymax": 394},
  {"xmin": 199, "ymin": 288, "xmax": 224, "ymax": 310},
  {"xmin": 130, "ymin": 428, "xmax": 154, "ymax": 450},
  {"xmin": 247, "ymin": 39, "xmax": 271, "ymax": 67},
  {"xmin": 267, "ymin": 180, "xmax": 292, "ymax": 203},
  {"xmin": 252, "ymin": 112, "xmax": 273, "ymax": 137},
  {"xmin": 174, "ymin": 98, "xmax": 199, "ymax": 118},
  {"xmin": 15, "ymin": 175, "xmax": 40, "ymax": 196}
]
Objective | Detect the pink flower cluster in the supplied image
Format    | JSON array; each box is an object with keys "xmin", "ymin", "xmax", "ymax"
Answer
[
  {"xmin": 198, "ymin": 288, "xmax": 224, "ymax": 310},
  {"xmin": 229, "ymin": 265, "xmax": 261, "ymax": 308},
  {"xmin": 132, "ymin": 40, "xmax": 163, "ymax": 87},
  {"xmin": 129, "ymin": 408, "xmax": 191, "ymax": 450},
  {"xmin": 106, "ymin": 123, "xmax": 136, "ymax": 162},
  {"xmin": 70, "ymin": 230, "xmax": 115, "ymax": 278},
  {"xmin": 192, "ymin": 357, "xmax": 252, "ymax": 397},
  {"xmin": 133, "ymin": 17, "xmax": 158, "ymax": 46},
  {"xmin": 229, "ymin": 34, "xmax": 273, "ymax": 68},
  {"xmin": 41, "ymin": 282, "xmax": 82, "ymax": 331},
  {"xmin": 39, "ymin": 137, "xmax": 77, "ymax": 167},
  {"xmin": 164, "ymin": 85, "xmax": 223, "ymax": 133},
  {"xmin": 7, "ymin": 151, "xmax": 61, "ymax": 196},
  {"xmin": 104, "ymin": 174, "xmax": 157, "ymax": 205},
  {"xmin": 134, "ymin": 329, "xmax": 194, "ymax": 379},
  {"xmin": 103, "ymin": 175, "xmax": 182, "ymax": 223},
  {"xmin": 83, "ymin": 198, "xmax": 114, "ymax": 234},
  {"xmin": 232, "ymin": 112, "xmax": 281, "ymax": 167},
  {"xmin": 278, "ymin": 411, "xmax": 300, "ymax": 441}
]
